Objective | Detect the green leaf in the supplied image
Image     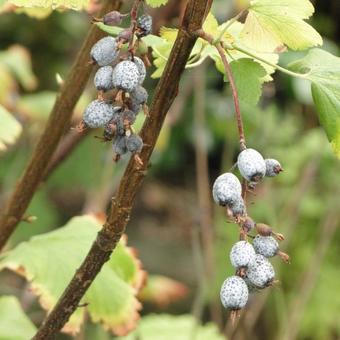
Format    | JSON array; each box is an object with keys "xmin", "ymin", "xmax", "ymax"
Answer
[
  {"xmin": 0, "ymin": 216, "xmax": 145, "ymax": 336},
  {"xmin": 9, "ymin": 0, "xmax": 87, "ymax": 10},
  {"xmin": 229, "ymin": 58, "xmax": 267, "ymax": 105},
  {"xmin": 118, "ymin": 314, "xmax": 225, "ymax": 340},
  {"xmin": 0, "ymin": 45, "xmax": 37, "ymax": 90},
  {"xmin": 0, "ymin": 296, "xmax": 37, "ymax": 339},
  {"xmin": 241, "ymin": 0, "xmax": 322, "ymax": 52},
  {"xmin": 145, "ymin": 0, "xmax": 168, "ymax": 8},
  {"xmin": 289, "ymin": 49, "xmax": 340, "ymax": 157},
  {"xmin": 0, "ymin": 105, "xmax": 22, "ymax": 152}
]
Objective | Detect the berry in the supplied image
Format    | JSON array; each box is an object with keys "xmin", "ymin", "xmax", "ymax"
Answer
[
  {"xmin": 130, "ymin": 85, "xmax": 148, "ymax": 105},
  {"xmin": 90, "ymin": 36, "xmax": 118, "ymax": 66},
  {"xmin": 94, "ymin": 66, "xmax": 114, "ymax": 91},
  {"xmin": 253, "ymin": 235, "xmax": 290, "ymax": 262},
  {"xmin": 212, "ymin": 173, "xmax": 242, "ymax": 206},
  {"xmin": 265, "ymin": 158, "xmax": 283, "ymax": 177},
  {"xmin": 83, "ymin": 100, "xmax": 115, "ymax": 128},
  {"xmin": 112, "ymin": 135, "xmax": 127, "ymax": 156},
  {"xmin": 126, "ymin": 134, "xmax": 143, "ymax": 154},
  {"xmin": 255, "ymin": 223, "xmax": 285, "ymax": 241},
  {"xmin": 131, "ymin": 57, "xmax": 146, "ymax": 84},
  {"xmin": 122, "ymin": 109, "xmax": 137, "ymax": 125},
  {"xmin": 117, "ymin": 28, "xmax": 133, "ymax": 44},
  {"xmin": 129, "ymin": 101, "xmax": 141, "ymax": 114},
  {"xmin": 229, "ymin": 197, "xmax": 246, "ymax": 217},
  {"xmin": 136, "ymin": 14, "xmax": 153, "ymax": 37},
  {"xmin": 237, "ymin": 148, "xmax": 266, "ymax": 183},
  {"xmin": 246, "ymin": 254, "xmax": 275, "ymax": 289},
  {"xmin": 112, "ymin": 60, "xmax": 140, "ymax": 92},
  {"xmin": 103, "ymin": 11, "xmax": 125, "ymax": 26},
  {"xmin": 253, "ymin": 235, "xmax": 278, "ymax": 258},
  {"xmin": 220, "ymin": 276, "xmax": 248, "ymax": 310},
  {"xmin": 230, "ymin": 241, "xmax": 256, "ymax": 269}
]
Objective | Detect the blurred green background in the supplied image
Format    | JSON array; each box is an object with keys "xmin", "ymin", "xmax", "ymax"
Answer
[{"xmin": 0, "ymin": 0, "xmax": 339, "ymax": 339}]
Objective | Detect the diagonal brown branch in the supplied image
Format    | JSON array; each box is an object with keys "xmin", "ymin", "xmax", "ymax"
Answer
[
  {"xmin": 0, "ymin": 0, "xmax": 122, "ymax": 250},
  {"xmin": 32, "ymin": 0, "xmax": 213, "ymax": 338}
]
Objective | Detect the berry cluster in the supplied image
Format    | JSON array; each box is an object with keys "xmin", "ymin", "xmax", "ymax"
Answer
[
  {"xmin": 79, "ymin": 10, "xmax": 153, "ymax": 166},
  {"xmin": 213, "ymin": 148, "xmax": 289, "ymax": 319}
]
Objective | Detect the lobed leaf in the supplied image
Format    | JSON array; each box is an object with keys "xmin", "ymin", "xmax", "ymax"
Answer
[
  {"xmin": 241, "ymin": 0, "xmax": 323, "ymax": 52},
  {"xmin": 9, "ymin": 0, "xmax": 88, "ymax": 10},
  {"xmin": 0, "ymin": 296, "xmax": 37, "ymax": 339},
  {"xmin": 289, "ymin": 49, "xmax": 340, "ymax": 158},
  {"xmin": 0, "ymin": 215, "xmax": 146, "ymax": 336}
]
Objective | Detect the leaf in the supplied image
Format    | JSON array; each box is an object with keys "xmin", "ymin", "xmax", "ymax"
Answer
[
  {"xmin": 138, "ymin": 275, "xmax": 189, "ymax": 307},
  {"xmin": 289, "ymin": 49, "xmax": 340, "ymax": 157},
  {"xmin": 241, "ymin": 0, "xmax": 322, "ymax": 52},
  {"xmin": 15, "ymin": 7, "xmax": 52, "ymax": 18},
  {"xmin": 9, "ymin": 0, "xmax": 88, "ymax": 10},
  {"xmin": 229, "ymin": 58, "xmax": 267, "ymax": 105},
  {"xmin": 0, "ymin": 296, "xmax": 37, "ymax": 339},
  {"xmin": 117, "ymin": 314, "xmax": 225, "ymax": 340},
  {"xmin": 0, "ymin": 45, "xmax": 37, "ymax": 90},
  {"xmin": 0, "ymin": 105, "xmax": 22, "ymax": 152},
  {"xmin": 0, "ymin": 216, "xmax": 146, "ymax": 336},
  {"xmin": 145, "ymin": 0, "xmax": 168, "ymax": 8}
]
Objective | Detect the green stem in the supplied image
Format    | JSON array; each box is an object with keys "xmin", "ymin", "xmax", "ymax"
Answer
[
  {"xmin": 229, "ymin": 43, "xmax": 309, "ymax": 79},
  {"xmin": 212, "ymin": 10, "xmax": 245, "ymax": 45}
]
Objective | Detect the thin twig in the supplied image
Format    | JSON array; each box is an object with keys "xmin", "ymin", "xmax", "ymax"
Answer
[
  {"xmin": 196, "ymin": 30, "xmax": 246, "ymax": 150},
  {"xmin": 0, "ymin": 0, "xmax": 123, "ymax": 250},
  {"xmin": 32, "ymin": 1, "xmax": 213, "ymax": 338},
  {"xmin": 128, "ymin": 0, "xmax": 143, "ymax": 55}
]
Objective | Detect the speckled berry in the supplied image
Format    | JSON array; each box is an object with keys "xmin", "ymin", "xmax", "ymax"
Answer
[
  {"xmin": 241, "ymin": 217, "xmax": 255, "ymax": 232},
  {"xmin": 130, "ymin": 85, "xmax": 148, "ymax": 105},
  {"xmin": 122, "ymin": 109, "xmax": 137, "ymax": 124},
  {"xmin": 112, "ymin": 135, "xmax": 127, "ymax": 156},
  {"xmin": 90, "ymin": 36, "xmax": 118, "ymax": 66},
  {"xmin": 253, "ymin": 235, "xmax": 290, "ymax": 262},
  {"xmin": 237, "ymin": 148, "xmax": 266, "ymax": 183},
  {"xmin": 253, "ymin": 235, "xmax": 278, "ymax": 258},
  {"xmin": 131, "ymin": 57, "xmax": 146, "ymax": 84},
  {"xmin": 212, "ymin": 173, "xmax": 242, "ymax": 206},
  {"xmin": 83, "ymin": 100, "xmax": 115, "ymax": 128},
  {"xmin": 229, "ymin": 197, "xmax": 246, "ymax": 217},
  {"xmin": 230, "ymin": 241, "xmax": 256, "ymax": 269},
  {"xmin": 126, "ymin": 134, "xmax": 143, "ymax": 154},
  {"xmin": 94, "ymin": 66, "xmax": 114, "ymax": 91},
  {"xmin": 246, "ymin": 254, "xmax": 275, "ymax": 289},
  {"xmin": 112, "ymin": 60, "xmax": 140, "ymax": 92},
  {"xmin": 265, "ymin": 158, "xmax": 283, "ymax": 177},
  {"xmin": 137, "ymin": 14, "xmax": 153, "ymax": 37},
  {"xmin": 220, "ymin": 276, "xmax": 248, "ymax": 310}
]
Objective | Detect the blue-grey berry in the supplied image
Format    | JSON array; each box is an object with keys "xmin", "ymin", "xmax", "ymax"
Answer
[
  {"xmin": 265, "ymin": 158, "xmax": 283, "ymax": 177},
  {"xmin": 212, "ymin": 173, "xmax": 242, "ymax": 206},
  {"xmin": 137, "ymin": 14, "xmax": 153, "ymax": 37},
  {"xmin": 90, "ymin": 36, "xmax": 118, "ymax": 66},
  {"xmin": 126, "ymin": 134, "xmax": 143, "ymax": 154},
  {"xmin": 237, "ymin": 148, "xmax": 266, "ymax": 183},
  {"xmin": 220, "ymin": 276, "xmax": 248, "ymax": 310},
  {"xmin": 253, "ymin": 235, "xmax": 289, "ymax": 262},
  {"xmin": 112, "ymin": 135, "xmax": 127, "ymax": 156},
  {"xmin": 230, "ymin": 241, "xmax": 256, "ymax": 269},
  {"xmin": 122, "ymin": 109, "xmax": 137, "ymax": 125},
  {"xmin": 83, "ymin": 100, "xmax": 115, "ymax": 128},
  {"xmin": 229, "ymin": 197, "xmax": 246, "ymax": 217},
  {"xmin": 130, "ymin": 85, "xmax": 148, "ymax": 105},
  {"xmin": 246, "ymin": 254, "xmax": 275, "ymax": 289},
  {"xmin": 131, "ymin": 57, "xmax": 146, "ymax": 84},
  {"xmin": 94, "ymin": 66, "xmax": 114, "ymax": 91},
  {"xmin": 112, "ymin": 61, "xmax": 140, "ymax": 92}
]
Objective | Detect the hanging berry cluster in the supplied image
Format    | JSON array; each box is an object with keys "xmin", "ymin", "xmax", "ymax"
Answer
[
  {"xmin": 78, "ymin": 8, "xmax": 153, "ymax": 166},
  {"xmin": 213, "ymin": 148, "xmax": 289, "ymax": 320}
]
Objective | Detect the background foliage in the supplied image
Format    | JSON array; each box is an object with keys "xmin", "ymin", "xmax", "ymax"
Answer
[{"xmin": 0, "ymin": 0, "xmax": 339, "ymax": 339}]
